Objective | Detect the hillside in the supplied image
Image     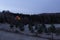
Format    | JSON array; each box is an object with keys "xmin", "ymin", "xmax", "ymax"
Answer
[{"xmin": 0, "ymin": 11, "xmax": 60, "ymax": 24}]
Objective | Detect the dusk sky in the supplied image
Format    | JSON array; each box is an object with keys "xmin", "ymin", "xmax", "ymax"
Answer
[{"xmin": 0, "ymin": 0, "xmax": 60, "ymax": 14}]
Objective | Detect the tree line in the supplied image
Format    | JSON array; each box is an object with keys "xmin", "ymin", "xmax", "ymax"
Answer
[
  {"xmin": 0, "ymin": 10, "xmax": 60, "ymax": 34},
  {"xmin": 0, "ymin": 10, "xmax": 60, "ymax": 24},
  {"xmin": 0, "ymin": 10, "xmax": 60, "ymax": 40}
]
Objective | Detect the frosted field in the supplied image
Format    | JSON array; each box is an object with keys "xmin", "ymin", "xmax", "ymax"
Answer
[
  {"xmin": 0, "ymin": 23, "xmax": 60, "ymax": 40},
  {"xmin": 0, "ymin": 31, "xmax": 49, "ymax": 40}
]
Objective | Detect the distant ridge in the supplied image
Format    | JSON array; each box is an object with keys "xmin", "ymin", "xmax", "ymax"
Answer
[{"xmin": 0, "ymin": 10, "xmax": 60, "ymax": 24}]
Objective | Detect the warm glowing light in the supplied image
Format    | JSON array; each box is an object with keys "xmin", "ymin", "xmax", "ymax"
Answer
[{"xmin": 15, "ymin": 16, "xmax": 21, "ymax": 20}]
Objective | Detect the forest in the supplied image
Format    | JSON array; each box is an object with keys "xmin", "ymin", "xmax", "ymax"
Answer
[{"xmin": 0, "ymin": 10, "xmax": 60, "ymax": 24}]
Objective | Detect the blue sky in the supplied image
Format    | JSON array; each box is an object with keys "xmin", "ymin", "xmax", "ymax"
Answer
[{"xmin": 0, "ymin": 0, "xmax": 60, "ymax": 14}]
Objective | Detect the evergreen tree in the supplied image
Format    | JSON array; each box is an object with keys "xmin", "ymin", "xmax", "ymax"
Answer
[
  {"xmin": 28, "ymin": 23, "xmax": 34, "ymax": 33},
  {"xmin": 0, "ymin": 16, "xmax": 3, "ymax": 23},
  {"xmin": 10, "ymin": 23, "xmax": 14, "ymax": 29},
  {"xmin": 37, "ymin": 24, "xmax": 43, "ymax": 34},
  {"xmin": 48, "ymin": 24, "xmax": 56, "ymax": 40},
  {"xmin": 28, "ymin": 19, "xmax": 34, "ymax": 33},
  {"xmin": 41, "ymin": 24, "xmax": 48, "ymax": 33},
  {"xmin": 19, "ymin": 23, "xmax": 24, "ymax": 31},
  {"xmin": 48, "ymin": 24, "xmax": 56, "ymax": 33},
  {"xmin": 35, "ymin": 23, "xmax": 38, "ymax": 30}
]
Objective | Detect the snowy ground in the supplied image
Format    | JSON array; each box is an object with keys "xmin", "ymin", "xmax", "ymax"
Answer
[
  {"xmin": 0, "ymin": 23, "xmax": 60, "ymax": 40},
  {"xmin": 0, "ymin": 31, "xmax": 48, "ymax": 40}
]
